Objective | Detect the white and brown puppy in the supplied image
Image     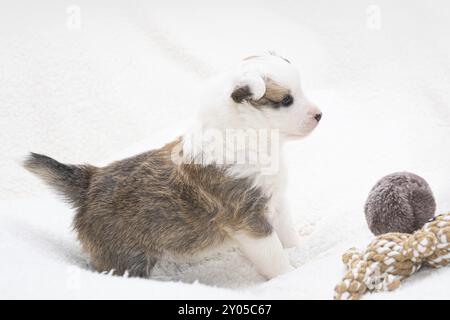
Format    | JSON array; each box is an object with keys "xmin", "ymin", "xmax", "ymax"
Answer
[{"xmin": 24, "ymin": 53, "xmax": 322, "ymax": 280}]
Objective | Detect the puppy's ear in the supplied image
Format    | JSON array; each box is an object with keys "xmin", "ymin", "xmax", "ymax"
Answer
[
  {"xmin": 231, "ymin": 85, "xmax": 253, "ymax": 103},
  {"xmin": 231, "ymin": 72, "xmax": 266, "ymax": 103}
]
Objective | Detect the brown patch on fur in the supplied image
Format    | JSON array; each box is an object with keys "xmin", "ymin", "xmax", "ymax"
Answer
[
  {"xmin": 231, "ymin": 85, "xmax": 252, "ymax": 103},
  {"xmin": 251, "ymin": 78, "xmax": 290, "ymax": 107},
  {"xmin": 25, "ymin": 141, "xmax": 272, "ymax": 278},
  {"xmin": 231, "ymin": 77, "xmax": 289, "ymax": 107}
]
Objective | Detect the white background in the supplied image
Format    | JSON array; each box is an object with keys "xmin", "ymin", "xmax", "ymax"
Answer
[{"xmin": 1, "ymin": 0, "xmax": 449, "ymax": 299}]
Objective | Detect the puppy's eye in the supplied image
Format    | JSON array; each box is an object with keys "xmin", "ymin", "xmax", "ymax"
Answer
[{"xmin": 281, "ymin": 94, "xmax": 293, "ymax": 107}]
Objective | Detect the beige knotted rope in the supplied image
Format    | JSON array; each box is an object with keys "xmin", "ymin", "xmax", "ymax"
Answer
[{"xmin": 334, "ymin": 213, "xmax": 450, "ymax": 300}]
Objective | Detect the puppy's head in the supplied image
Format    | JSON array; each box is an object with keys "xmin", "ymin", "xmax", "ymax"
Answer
[{"xmin": 230, "ymin": 53, "xmax": 321, "ymax": 139}]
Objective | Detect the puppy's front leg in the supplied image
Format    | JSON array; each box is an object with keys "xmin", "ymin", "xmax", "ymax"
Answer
[
  {"xmin": 272, "ymin": 202, "xmax": 302, "ymax": 249},
  {"xmin": 272, "ymin": 210, "xmax": 302, "ymax": 249},
  {"xmin": 234, "ymin": 232, "xmax": 294, "ymax": 279}
]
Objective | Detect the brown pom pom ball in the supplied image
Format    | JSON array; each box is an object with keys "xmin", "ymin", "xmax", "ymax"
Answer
[{"xmin": 364, "ymin": 172, "xmax": 436, "ymax": 235}]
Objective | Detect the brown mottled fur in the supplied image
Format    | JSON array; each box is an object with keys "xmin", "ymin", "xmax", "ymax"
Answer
[
  {"xmin": 24, "ymin": 140, "xmax": 271, "ymax": 278},
  {"xmin": 251, "ymin": 78, "xmax": 290, "ymax": 107},
  {"xmin": 231, "ymin": 77, "xmax": 290, "ymax": 107}
]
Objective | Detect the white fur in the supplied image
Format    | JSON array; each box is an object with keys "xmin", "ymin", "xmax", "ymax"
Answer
[
  {"xmin": 182, "ymin": 53, "xmax": 321, "ymax": 279},
  {"xmin": 234, "ymin": 232, "xmax": 294, "ymax": 279}
]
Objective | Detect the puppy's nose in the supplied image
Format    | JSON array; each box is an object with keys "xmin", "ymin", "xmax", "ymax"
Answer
[{"xmin": 314, "ymin": 113, "xmax": 322, "ymax": 122}]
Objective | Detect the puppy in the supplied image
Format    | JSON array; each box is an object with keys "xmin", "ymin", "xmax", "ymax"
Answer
[{"xmin": 24, "ymin": 53, "xmax": 322, "ymax": 280}]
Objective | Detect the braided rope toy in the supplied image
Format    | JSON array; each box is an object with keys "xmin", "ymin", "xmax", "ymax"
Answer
[{"xmin": 334, "ymin": 213, "xmax": 450, "ymax": 300}]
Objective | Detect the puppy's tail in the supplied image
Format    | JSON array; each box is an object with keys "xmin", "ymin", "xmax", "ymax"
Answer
[{"xmin": 23, "ymin": 152, "xmax": 97, "ymax": 208}]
